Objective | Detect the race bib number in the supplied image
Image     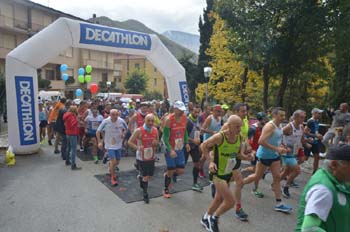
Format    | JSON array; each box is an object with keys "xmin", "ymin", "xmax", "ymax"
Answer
[
  {"xmin": 111, "ymin": 137, "xmax": 117, "ymax": 145},
  {"xmin": 194, "ymin": 131, "xmax": 200, "ymax": 140},
  {"xmin": 143, "ymin": 147, "xmax": 154, "ymax": 160},
  {"xmin": 175, "ymin": 138, "xmax": 184, "ymax": 151},
  {"xmin": 224, "ymin": 158, "xmax": 236, "ymax": 174},
  {"xmin": 92, "ymin": 122, "xmax": 100, "ymax": 130},
  {"xmin": 292, "ymin": 144, "xmax": 299, "ymax": 155}
]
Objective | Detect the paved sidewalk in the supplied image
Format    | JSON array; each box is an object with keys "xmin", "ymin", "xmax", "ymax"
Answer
[{"xmin": 0, "ymin": 141, "xmax": 316, "ymax": 232}]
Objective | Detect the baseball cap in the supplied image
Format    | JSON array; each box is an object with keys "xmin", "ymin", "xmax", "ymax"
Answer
[
  {"xmin": 311, "ymin": 108, "xmax": 323, "ymax": 114},
  {"xmin": 173, "ymin": 100, "xmax": 186, "ymax": 111},
  {"xmin": 325, "ymin": 144, "xmax": 350, "ymax": 161},
  {"xmin": 256, "ymin": 112, "xmax": 268, "ymax": 121}
]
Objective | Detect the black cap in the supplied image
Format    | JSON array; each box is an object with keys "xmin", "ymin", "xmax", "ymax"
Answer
[{"xmin": 325, "ymin": 144, "xmax": 350, "ymax": 161}]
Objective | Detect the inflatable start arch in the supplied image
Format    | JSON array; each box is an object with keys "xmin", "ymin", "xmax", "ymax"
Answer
[{"xmin": 6, "ymin": 17, "xmax": 189, "ymax": 154}]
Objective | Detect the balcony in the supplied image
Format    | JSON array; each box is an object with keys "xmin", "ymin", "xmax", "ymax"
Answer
[
  {"xmin": 0, "ymin": 15, "xmax": 29, "ymax": 34},
  {"xmin": 82, "ymin": 59, "xmax": 115, "ymax": 70},
  {"xmin": 0, "ymin": 14, "xmax": 47, "ymax": 35}
]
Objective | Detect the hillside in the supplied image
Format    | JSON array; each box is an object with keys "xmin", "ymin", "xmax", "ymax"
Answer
[
  {"xmin": 89, "ymin": 16, "xmax": 197, "ymax": 61},
  {"xmin": 162, "ymin": 30, "xmax": 200, "ymax": 54}
]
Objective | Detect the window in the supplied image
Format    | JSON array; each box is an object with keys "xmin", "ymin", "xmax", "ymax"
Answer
[
  {"xmin": 153, "ymin": 78, "xmax": 157, "ymax": 86},
  {"xmin": 154, "ymin": 67, "xmax": 157, "ymax": 72},
  {"xmin": 45, "ymin": 69, "xmax": 55, "ymax": 81},
  {"xmin": 117, "ymin": 77, "xmax": 122, "ymax": 83},
  {"xmin": 0, "ymin": 2, "xmax": 14, "ymax": 27},
  {"xmin": 102, "ymin": 72, "xmax": 108, "ymax": 83},
  {"xmin": 0, "ymin": 33, "xmax": 16, "ymax": 49},
  {"xmin": 135, "ymin": 63, "xmax": 140, "ymax": 69}
]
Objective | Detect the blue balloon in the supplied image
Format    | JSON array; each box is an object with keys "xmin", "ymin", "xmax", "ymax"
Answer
[
  {"xmin": 60, "ymin": 64, "xmax": 68, "ymax": 72},
  {"xmin": 78, "ymin": 68, "xmax": 85, "ymax": 76},
  {"xmin": 75, "ymin": 89, "xmax": 83, "ymax": 97},
  {"xmin": 62, "ymin": 73, "xmax": 69, "ymax": 81}
]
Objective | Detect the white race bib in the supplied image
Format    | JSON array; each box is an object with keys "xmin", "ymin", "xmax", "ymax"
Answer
[
  {"xmin": 224, "ymin": 158, "xmax": 236, "ymax": 174},
  {"xmin": 143, "ymin": 147, "xmax": 153, "ymax": 160},
  {"xmin": 92, "ymin": 122, "xmax": 100, "ymax": 130},
  {"xmin": 175, "ymin": 138, "xmax": 184, "ymax": 150},
  {"xmin": 194, "ymin": 131, "xmax": 200, "ymax": 140}
]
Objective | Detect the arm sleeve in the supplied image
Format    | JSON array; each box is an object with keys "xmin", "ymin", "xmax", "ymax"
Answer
[
  {"xmin": 304, "ymin": 184, "xmax": 333, "ymax": 222},
  {"xmin": 162, "ymin": 127, "xmax": 172, "ymax": 151},
  {"xmin": 184, "ymin": 130, "xmax": 189, "ymax": 144},
  {"xmin": 301, "ymin": 214, "xmax": 326, "ymax": 232}
]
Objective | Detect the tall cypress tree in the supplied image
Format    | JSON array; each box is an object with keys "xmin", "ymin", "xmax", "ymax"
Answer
[{"xmin": 197, "ymin": 0, "xmax": 215, "ymax": 85}]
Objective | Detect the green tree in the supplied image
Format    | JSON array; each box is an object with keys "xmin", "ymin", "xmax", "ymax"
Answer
[
  {"xmin": 198, "ymin": 0, "xmax": 215, "ymax": 85},
  {"xmin": 144, "ymin": 90, "xmax": 163, "ymax": 101},
  {"xmin": 124, "ymin": 70, "xmax": 148, "ymax": 94},
  {"xmin": 37, "ymin": 69, "xmax": 51, "ymax": 90},
  {"xmin": 217, "ymin": 0, "xmax": 329, "ymax": 108},
  {"xmin": 327, "ymin": 1, "xmax": 350, "ymax": 107}
]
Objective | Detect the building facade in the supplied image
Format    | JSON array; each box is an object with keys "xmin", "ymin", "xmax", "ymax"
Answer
[{"xmin": 0, "ymin": 0, "xmax": 166, "ymax": 100}]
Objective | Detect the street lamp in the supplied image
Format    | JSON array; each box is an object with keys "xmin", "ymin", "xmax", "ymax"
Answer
[
  {"xmin": 203, "ymin": 67, "xmax": 212, "ymax": 104},
  {"xmin": 106, "ymin": 81, "xmax": 111, "ymax": 93}
]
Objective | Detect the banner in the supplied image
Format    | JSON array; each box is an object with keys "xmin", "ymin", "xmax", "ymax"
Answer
[
  {"xmin": 15, "ymin": 76, "xmax": 37, "ymax": 145},
  {"xmin": 80, "ymin": 23, "xmax": 152, "ymax": 50}
]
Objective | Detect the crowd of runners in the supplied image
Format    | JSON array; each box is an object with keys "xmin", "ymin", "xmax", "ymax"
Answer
[{"xmin": 37, "ymin": 98, "xmax": 350, "ymax": 232}]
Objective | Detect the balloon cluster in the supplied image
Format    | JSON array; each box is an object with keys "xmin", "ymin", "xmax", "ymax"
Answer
[
  {"xmin": 60, "ymin": 64, "xmax": 98, "ymax": 97},
  {"xmin": 60, "ymin": 64, "xmax": 69, "ymax": 81}
]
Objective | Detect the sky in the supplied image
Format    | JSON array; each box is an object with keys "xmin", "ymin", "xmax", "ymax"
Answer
[{"xmin": 31, "ymin": 0, "xmax": 207, "ymax": 35}]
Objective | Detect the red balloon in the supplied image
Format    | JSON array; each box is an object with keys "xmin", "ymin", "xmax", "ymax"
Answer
[{"xmin": 90, "ymin": 83, "xmax": 99, "ymax": 94}]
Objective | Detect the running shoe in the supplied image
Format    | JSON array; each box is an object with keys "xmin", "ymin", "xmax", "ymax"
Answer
[
  {"xmin": 93, "ymin": 156, "xmax": 99, "ymax": 164},
  {"xmin": 274, "ymin": 203, "xmax": 292, "ymax": 213},
  {"xmin": 111, "ymin": 177, "xmax": 118, "ymax": 186},
  {"xmin": 235, "ymin": 208, "xmax": 248, "ymax": 221},
  {"xmin": 80, "ymin": 146, "xmax": 84, "ymax": 152},
  {"xmin": 282, "ymin": 186, "xmax": 291, "ymax": 198},
  {"xmin": 54, "ymin": 150, "xmax": 60, "ymax": 154},
  {"xmin": 48, "ymin": 140, "xmax": 52, "ymax": 146},
  {"xmin": 163, "ymin": 189, "xmax": 171, "ymax": 198},
  {"xmin": 208, "ymin": 216, "xmax": 219, "ymax": 232},
  {"xmin": 192, "ymin": 183, "xmax": 203, "ymax": 192},
  {"xmin": 71, "ymin": 164, "xmax": 82, "ymax": 171},
  {"xmin": 251, "ymin": 189, "xmax": 264, "ymax": 198},
  {"xmin": 290, "ymin": 181, "xmax": 299, "ymax": 188},
  {"xmin": 200, "ymin": 216, "xmax": 210, "ymax": 231},
  {"xmin": 102, "ymin": 156, "xmax": 108, "ymax": 164}
]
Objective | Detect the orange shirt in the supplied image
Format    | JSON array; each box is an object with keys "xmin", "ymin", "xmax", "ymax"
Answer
[{"xmin": 48, "ymin": 102, "xmax": 64, "ymax": 123}]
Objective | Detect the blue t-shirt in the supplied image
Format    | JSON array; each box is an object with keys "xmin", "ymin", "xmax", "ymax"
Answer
[{"xmin": 306, "ymin": 118, "xmax": 320, "ymax": 144}]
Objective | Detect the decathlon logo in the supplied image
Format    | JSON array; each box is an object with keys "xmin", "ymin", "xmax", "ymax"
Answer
[
  {"xmin": 15, "ymin": 76, "xmax": 37, "ymax": 145},
  {"xmin": 179, "ymin": 81, "xmax": 189, "ymax": 104},
  {"xmin": 80, "ymin": 23, "xmax": 152, "ymax": 50}
]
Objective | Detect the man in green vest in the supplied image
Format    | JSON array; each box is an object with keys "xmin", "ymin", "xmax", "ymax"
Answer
[{"xmin": 295, "ymin": 144, "xmax": 350, "ymax": 232}]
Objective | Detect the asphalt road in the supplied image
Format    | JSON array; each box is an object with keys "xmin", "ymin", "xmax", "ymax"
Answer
[{"xmin": 0, "ymin": 143, "xmax": 314, "ymax": 232}]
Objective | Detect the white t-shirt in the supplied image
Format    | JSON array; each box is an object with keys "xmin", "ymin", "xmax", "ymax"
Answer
[
  {"xmin": 304, "ymin": 184, "xmax": 333, "ymax": 222},
  {"xmin": 85, "ymin": 114, "xmax": 104, "ymax": 135},
  {"xmin": 97, "ymin": 117, "xmax": 127, "ymax": 150}
]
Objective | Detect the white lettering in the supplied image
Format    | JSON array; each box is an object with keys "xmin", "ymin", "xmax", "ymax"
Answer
[
  {"xmin": 84, "ymin": 26, "xmax": 149, "ymax": 48},
  {"xmin": 19, "ymin": 80, "xmax": 34, "ymax": 142},
  {"xmin": 85, "ymin": 28, "xmax": 95, "ymax": 40}
]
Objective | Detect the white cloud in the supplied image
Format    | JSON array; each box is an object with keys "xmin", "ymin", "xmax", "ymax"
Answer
[{"xmin": 31, "ymin": 0, "xmax": 206, "ymax": 34}]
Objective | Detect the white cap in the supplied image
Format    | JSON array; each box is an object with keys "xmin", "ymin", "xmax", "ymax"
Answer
[
  {"xmin": 312, "ymin": 108, "xmax": 323, "ymax": 114},
  {"xmin": 173, "ymin": 100, "xmax": 186, "ymax": 111}
]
